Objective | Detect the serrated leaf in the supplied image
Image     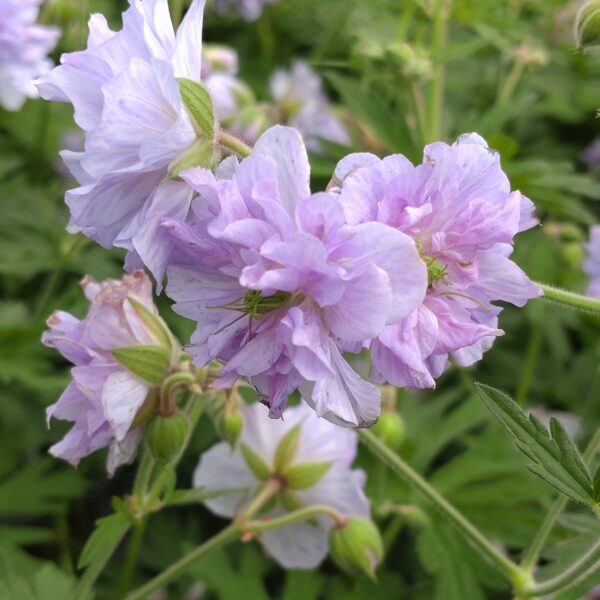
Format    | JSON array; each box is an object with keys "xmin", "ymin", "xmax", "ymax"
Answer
[
  {"xmin": 475, "ymin": 383, "xmax": 594, "ymax": 505},
  {"xmin": 274, "ymin": 424, "xmax": 301, "ymax": 472},
  {"xmin": 112, "ymin": 344, "xmax": 170, "ymax": 385},
  {"xmin": 593, "ymin": 464, "xmax": 600, "ymax": 502},
  {"xmin": 282, "ymin": 461, "xmax": 332, "ymax": 490},
  {"xmin": 240, "ymin": 444, "xmax": 271, "ymax": 481},
  {"xmin": 177, "ymin": 78, "xmax": 216, "ymax": 139}
]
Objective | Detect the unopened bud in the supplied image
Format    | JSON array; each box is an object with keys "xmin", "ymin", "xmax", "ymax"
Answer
[
  {"xmin": 222, "ymin": 410, "xmax": 243, "ymax": 446},
  {"xmin": 147, "ymin": 412, "xmax": 189, "ymax": 463},
  {"xmin": 576, "ymin": 1, "xmax": 600, "ymax": 49},
  {"xmin": 372, "ymin": 411, "xmax": 406, "ymax": 450},
  {"xmin": 329, "ymin": 517, "xmax": 384, "ymax": 579}
]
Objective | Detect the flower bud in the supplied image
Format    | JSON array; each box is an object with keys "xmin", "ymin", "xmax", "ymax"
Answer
[
  {"xmin": 329, "ymin": 517, "xmax": 384, "ymax": 579},
  {"xmin": 372, "ymin": 411, "xmax": 406, "ymax": 450},
  {"xmin": 576, "ymin": 1, "xmax": 600, "ymax": 49},
  {"xmin": 147, "ymin": 412, "xmax": 189, "ymax": 463},
  {"xmin": 222, "ymin": 410, "xmax": 244, "ymax": 446}
]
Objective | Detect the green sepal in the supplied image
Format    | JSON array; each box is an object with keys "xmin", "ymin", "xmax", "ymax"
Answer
[
  {"xmin": 576, "ymin": 0, "xmax": 600, "ymax": 49},
  {"xmin": 240, "ymin": 444, "xmax": 271, "ymax": 481},
  {"xmin": 177, "ymin": 78, "xmax": 216, "ymax": 139},
  {"xmin": 112, "ymin": 345, "xmax": 171, "ymax": 385},
  {"xmin": 274, "ymin": 424, "xmax": 301, "ymax": 472},
  {"xmin": 282, "ymin": 460, "xmax": 332, "ymax": 490},
  {"xmin": 126, "ymin": 297, "xmax": 176, "ymax": 352},
  {"xmin": 168, "ymin": 138, "xmax": 220, "ymax": 178},
  {"xmin": 280, "ymin": 490, "xmax": 305, "ymax": 512}
]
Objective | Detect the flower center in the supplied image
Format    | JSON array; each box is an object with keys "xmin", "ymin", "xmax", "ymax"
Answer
[
  {"xmin": 243, "ymin": 290, "xmax": 292, "ymax": 316},
  {"xmin": 424, "ymin": 256, "xmax": 448, "ymax": 287}
]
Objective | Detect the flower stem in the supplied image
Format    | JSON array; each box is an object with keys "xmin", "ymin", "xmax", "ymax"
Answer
[
  {"xmin": 497, "ymin": 58, "xmax": 526, "ymax": 107},
  {"xmin": 125, "ymin": 524, "xmax": 239, "ymax": 600},
  {"xmin": 217, "ymin": 130, "xmax": 252, "ymax": 158},
  {"xmin": 527, "ymin": 537, "xmax": 600, "ymax": 596},
  {"xmin": 520, "ymin": 427, "xmax": 600, "ymax": 571},
  {"xmin": 125, "ymin": 478, "xmax": 282, "ymax": 600},
  {"xmin": 245, "ymin": 504, "xmax": 347, "ymax": 533},
  {"xmin": 536, "ymin": 282, "xmax": 600, "ymax": 315},
  {"xmin": 426, "ymin": 0, "xmax": 451, "ymax": 142},
  {"xmin": 117, "ymin": 519, "xmax": 146, "ymax": 598},
  {"xmin": 358, "ymin": 429, "xmax": 527, "ymax": 586}
]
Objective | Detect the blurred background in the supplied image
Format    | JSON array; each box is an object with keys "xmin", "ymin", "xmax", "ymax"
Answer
[{"xmin": 1, "ymin": 0, "xmax": 600, "ymax": 598}]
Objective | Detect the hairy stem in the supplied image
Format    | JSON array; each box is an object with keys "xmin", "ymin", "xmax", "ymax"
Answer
[
  {"xmin": 536, "ymin": 282, "xmax": 600, "ymax": 315},
  {"xmin": 217, "ymin": 130, "xmax": 252, "ymax": 158},
  {"xmin": 521, "ymin": 427, "xmax": 600, "ymax": 571},
  {"xmin": 245, "ymin": 504, "xmax": 347, "ymax": 532},
  {"xmin": 117, "ymin": 520, "xmax": 146, "ymax": 598},
  {"xmin": 358, "ymin": 429, "xmax": 528, "ymax": 586}
]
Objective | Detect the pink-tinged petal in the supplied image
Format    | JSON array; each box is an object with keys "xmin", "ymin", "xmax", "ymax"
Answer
[
  {"xmin": 131, "ymin": 181, "xmax": 194, "ymax": 287},
  {"xmin": 253, "ymin": 126, "xmax": 311, "ymax": 216},
  {"xmin": 282, "ymin": 306, "xmax": 334, "ymax": 381},
  {"xmin": 301, "ymin": 342, "xmax": 381, "ymax": 428},
  {"xmin": 193, "ymin": 442, "xmax": 258, "ymax": 517},
  {"xmin": 323, "ymin": 264, "xmax": 391, "ymax": 342},
  {"xmin": 516, "ymin": 191, "xmax": 539, "ymax": 232},
  {"xmin": 102, "ymin": 371, "xmax": 150, "ymax": 441},
  {"xmin": 46, "ymin": 381, "xmax": 91, "ymax": 424},
  {"xmin": 42, "ymin": 311, "xmax": 91, "ymax": 365},
  {"xmin": 173, "ymin": 0, "xmax": 206, "ymax": 81},
  {"xmin": 332, "ymin": 152, "xmax": 380, "ymax": 188},
  {"xmin": 107, "ymin": 428, "xmax": 142, "ymax": 475}
]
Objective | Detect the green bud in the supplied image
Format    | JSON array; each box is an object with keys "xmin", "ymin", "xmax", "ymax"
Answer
[
  {"xmin": 281, "ymin": 460, "xmax": 331, "ymax": 490},
  {"xmin": 222, "ymin": 410, "xmax": 244, "ymax": 446},
  {"xmin": 576, "ymin": 1, "xmax": 600, "ymax": 49},
  {"xmin": 147, "ymin": 412, "xmax": 189, "ymax": 463},
  {"xmin": 560, "ymin": 242, "xmax": 584, "ymax": 269},
  {"xmin": 273, "ymin": 424, "xmax": 301, "ymax": 472},
  {"xmin": 112, "ymin": 345, "xmax": 171, "ymax": 385},
  {"xmin": 127, "ymin": 297, "xmax": 178, "ymax": 354},
  {"xmin": 372, "ymin": 411, "xmax": 406, "ymax": 450},
  {"xmin": 329, "ymin": 517, "xmax": 384, "ymax": 579},
  {"xmin": 240, "ymin": 444, "xmax": 271, "ymax": 480}
]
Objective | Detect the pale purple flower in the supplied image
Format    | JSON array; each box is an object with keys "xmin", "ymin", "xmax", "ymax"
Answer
[
  {"xmin": 43, "ymin": 271, "xmax": 174, "ymax": 474},
  {"xmin": 584, "ymin": 225, "xmax": 600, "ymax": 298},
  {"xmin": 194, "ymin": 401, "xmax": 370, "ymax": 568},
  {"xmin": 213, "ymin": 0, "xmax": 278, "ymax": 21},
  {"xmin": 0, "ymin": 0, "xmax": 59, "ymax": 111},
  {"xmin": 582, "ymin": 139, "xmax": 600, "ymax": 172},
  {"xmin": 269, "ymin": 61, "xmax": 350, "ymax": 154},
  {"xmin": 164, "ymin": 125, "xmax": 427, "ymax": 427},
  {"xmin": 35, "ymin": 0, "xmax": 208, "ymax": 285},
  {"xmin": 333, "ymin": 133, "xmax": 542, "ymax": 388}
]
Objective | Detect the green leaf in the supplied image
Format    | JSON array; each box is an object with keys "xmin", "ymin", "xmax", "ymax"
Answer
[
  {"xmin": 593, "ymin": 464, "xmax": 600, "ymax": 502},
  {"xmin": 282, "ymin": 461, "xmax": 332, "ymax": 490},
  {"xmin": 475, "ymin": 383, "xmax": 594, "ymax": 505},
  {"xmin": 75, "ymin": 512, "xmax": 131, "ymax": 598},
  {"xmin": 240, "ymin": 444, "xmax": 271, "ymax": 480},
  {"xmin": 274, "ymin": 424, "xmax": 301, "ymax": 472},
  {"xmin": 112, "ymin": 344, "xmax": 170, "ymax": 384},
  {"xmin": 177, "ymin": 78, "xmax": 216, "ymax": 139}
]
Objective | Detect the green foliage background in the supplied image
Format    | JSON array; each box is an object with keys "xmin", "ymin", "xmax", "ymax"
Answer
[{"xmin": 1, "ymin": 0, "xmax": 600, "ymax": 598}]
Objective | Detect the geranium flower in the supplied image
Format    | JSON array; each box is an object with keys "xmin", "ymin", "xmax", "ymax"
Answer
[
  {"xmin": 43, "ymin": 271, "xmax": 179, "ymax": 474},
  {"xmin": 35, "ymin": 0, "xmax": 208, "ymax": 285},
  {"xmin": 0, "ymin": 0, "xmax": 59, "ymax": 111},
  {"xmin": 164, "ymin": 125, "xmax": 427, "ymax": 427},
  {"xmin": 194, "ymin": 401, "xmax": 370, "ymax": 568},
  {"xmin": 332, "ymin": 133, "xmax": 541, "ymax": 388}
]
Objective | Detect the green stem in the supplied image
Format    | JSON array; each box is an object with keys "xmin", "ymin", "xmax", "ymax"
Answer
[
  {"xmin": 245, "ymin": 504, "xmax": 347, "ymax": 532},
  {"xmin": 520, "ymin": 427, "xmax": 600, "ymax": 572},
  {"xmin": 426, "ymin": 0, "xmax": 450, "ymax": 142},
  {"xmin": 497, "ymin": 58, "xmax": 526, "ymax": 107},
  {"xmin": 125, "ymin": 524, "xmax": 239, "ymax": 600},
  {"xmin": 217, "ymin": 130, "xmax": 252, "ymax": 158},
  {"xmin": 527, "ymin": 537, "xmax": 600, "ymax": 596},
  {"xmin": 239, "ymin": 478, "xmax": 283, "ymax": 520},
  {"xmin": 117, "ymin": 520, "xmax": 147, "ymax": 598},
  {"xmin": 410, "ymin": 82, "xmax": 428, "ymax": 147},
  {"xmin": 536, "ymin": 282, "xmax": 600, "ymax": 315},
  {"xmin": 133, "ymin": 448, "xmax": 154, "ymax": 498},
  {"xmin": 358, "ymin": 429, "xmax": 527, "ymax": 586}
]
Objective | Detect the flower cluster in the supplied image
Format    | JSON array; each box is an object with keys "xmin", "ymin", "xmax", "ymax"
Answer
[
  {"xmin": 585, "ymin": 225, "xmax": 600, "ymax": 298},
  {"xmin": 44, "ymin": 271, "xmax": 179, "ymax": 474},
  {"xmin": 36, "ymin": 0, "xmax": 207, "ymax": 284},
  {"xmin": 165, "ymin": 125, "xmax": 427, "ymax": 427},
  {"xmin": 0, "ymin": 0, "xmax": 59, "ymax": 111},
  {"xmin": 194, "ymin": 401, "xmax": 371, "ymax": 568}
]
